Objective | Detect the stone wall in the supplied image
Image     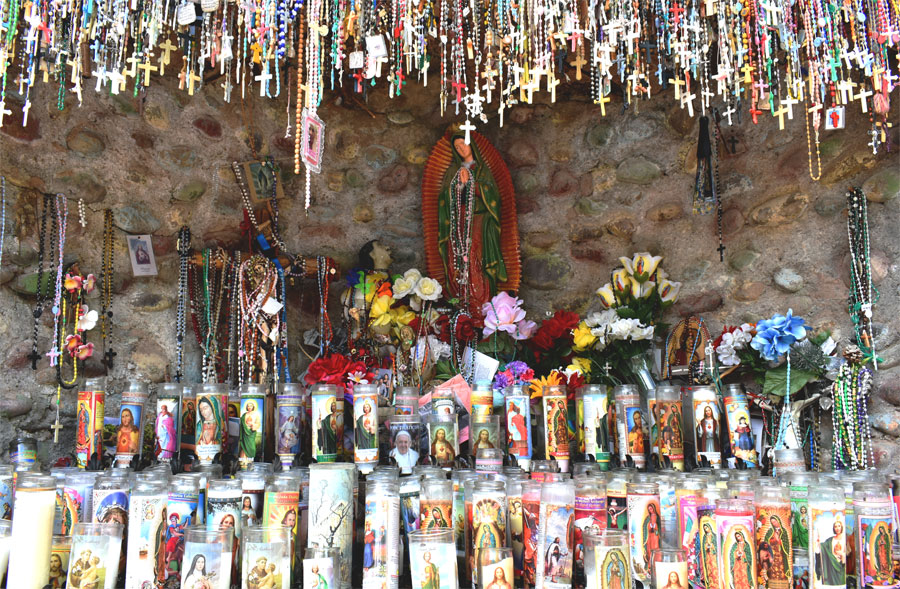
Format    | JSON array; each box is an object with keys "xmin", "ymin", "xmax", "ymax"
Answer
[{"xmin": 1, "ymin": 73, "xmax": 898, "ymax": 468}]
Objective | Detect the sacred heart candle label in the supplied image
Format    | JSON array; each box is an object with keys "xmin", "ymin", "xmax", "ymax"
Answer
[
  {"xmin": 200, "ymin": 0, "xmax": 218, "ymax": 12},
  {"xmin": 348, "ymin": 50, "xmax": 364, "ymax": 69},
  {"xmin": 176, "ymin": 1, "xmax": 197, "ymax": 26}
]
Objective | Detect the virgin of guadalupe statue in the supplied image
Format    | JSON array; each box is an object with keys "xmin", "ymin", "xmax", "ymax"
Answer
[{"xmin": 422, "ymin": 127, "xmax": 520, "ymax": 315}]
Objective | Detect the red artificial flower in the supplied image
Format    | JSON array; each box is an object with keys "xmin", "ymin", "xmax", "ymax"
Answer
[
  {"xmin": 531, "ymin": 310, "xmax": 581, "ymax": 351},
  {"xmin": 304, "ymin": 353, "xmax": 353, "ymax": 385},
  {"xmin": 455, "ymin": 315, "xmax": 478, "ymax": 342},
  {"xmin": 344, "ymin": 361, "xmax": 375, "ymax": 384},
  {"xmin": 433, "ymin": 314, "xmax": 451, "ymax": 343}
]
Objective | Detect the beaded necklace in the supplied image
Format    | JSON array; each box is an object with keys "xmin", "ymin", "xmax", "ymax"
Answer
[
  {"xmin": 831, "ymin": 358, "xmax": 873, "ymax": 470},
  {"xmin": 99, "ymin": 210, "xmax": 116, "ymax": 371},
  {"xmin": 47, "ymin": 194, "xmax": 69, "ymax": 368},
  {"xmin": 0, "ymin": 177, "xmax": 5, "ymax": 271},
  {"xmin": 846, "ymin": 187, "xmax": 878, "ymax": 366},
  {"xmin": 28, "ymin": 194, "xmax": 57, "ymax": 369},
  {"xmin": 448, "ymin": 162, "xmax": 475, "ymax": 310},
  {"xmin": 175, "ymin": 226, "xmax": 191, "ymax": 382}
]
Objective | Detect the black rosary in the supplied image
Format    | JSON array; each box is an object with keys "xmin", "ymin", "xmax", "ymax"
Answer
[
  {"xmin": 175, "ymin": 226, "xmax": 192, "ymax": 382},
  {"xmin": 28, "ymin": 195, "xmax": 57, "ymax": 370}
]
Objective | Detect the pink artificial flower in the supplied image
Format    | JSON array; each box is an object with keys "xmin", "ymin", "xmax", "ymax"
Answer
[
  {"xmin": 64, "ymin": 274, "xmax": 83, "ymax": 293},
  {"xmin": 482, "ymin": 292, "xmax": 527, "ymax": 338},
  {"xmin": 83, "ymin": 274, "xmax": 97, "ymax": 293},
  {"xmin": 64, "ymin": 334, "xmax": 83, "ymax": 355},
  {"xmin": 512, "ymin": 319, "xmax": 537, "ymax": 340},
  {"xmin": 75, "ymin": 343, "xmax": 94, "ymax": 361}
]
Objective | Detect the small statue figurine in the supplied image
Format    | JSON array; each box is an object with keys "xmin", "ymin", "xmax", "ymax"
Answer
[{"xmin": 342, "ymin": 239, "xmax": 393, "ymax": 340}]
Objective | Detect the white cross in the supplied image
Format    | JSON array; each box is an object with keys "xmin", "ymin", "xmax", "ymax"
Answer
[
  {"xmin": 547, "ymin": 75, "xmax": 560, "ymax": 102},
  {"xmin": 855, "ymin": 86, "xmax": 873, "ymax": 112},
  {"xmin": 107, "ymin": 70, "xmax": 125, "ymax": 94},
  {"xmin": 72, "ymin": 79, "xmax": 84, "ymax": 104},
  {"xmin": 22, "ymin": 99, "xmax": 32, "ymax": 127},
  {"xmin": 421, "ymin": 57, "xmax": 430, "ymax": 87},
  {"xmin": 222, "ymin": 77, "xmax": 234, "ymax": 102},
  {"xmin": 837, "ymin": 79, "xmax": 855, "ymax": 104},
  {"xmin": 723, "ymin": 105, "xmax": 736, "ymax": 125},
  {"xmin": 460, "ymin": 119, "xmax": 476, "ymax": 144},
  {"xmin": 0, "ymin": 101, "xmax": 11, "ymax": 127},
  {"xmin": 782, "ymin": 94, "xmax": 798, "ymax": 119},
  {"xmin": 681, "ymin": 90, "xmax": 696, "ymax": 117},
  {"xmin": 498, "ymin": 99, "xmax": 506, "ymax": 127},
  {"xmin": 255, "ymin": 69, "xmax": 272, "ymax": 97},
  {"xmin": 93, "ymin": 67, "xmax": 108, "ymax": 92}
]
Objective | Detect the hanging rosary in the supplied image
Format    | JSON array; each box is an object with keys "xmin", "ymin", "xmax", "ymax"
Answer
[
  {"xmin": 831, "ymin": 346, "xmax": 874, "ymax": 470},
  {"xmin": 100, "ymin": 210, "xmax": 116, "ymax": 371},
  {"xmin": 175, "ymin": 226, "xmax": 192, "ymax": 382},
  {"xmin": 846, "ymin": 187, "xmax": 878, "ymax": 367},
  {"xmin": 692, "ymin": 115, "xmax": 724, "ymax": 262},
  {"xmin": 28, "ymin": 194, "xmax": 56, "ymax": 369}
]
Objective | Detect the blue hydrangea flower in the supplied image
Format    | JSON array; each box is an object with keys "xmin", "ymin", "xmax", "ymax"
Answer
[{"xmin": 750, "ymin": 309, "xmax": 807, "ymax": 362}]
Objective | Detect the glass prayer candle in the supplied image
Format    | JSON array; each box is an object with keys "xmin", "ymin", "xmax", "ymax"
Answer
[
  {"xmin": 9, "ymin": 474, "xmax": 55, "ymax": 588},
  {"xmin": 275, "ymin": 383, "xmax": 303, "ymax": 467},
  {"xmin": 723, "ymin": 384, "xmax": 758, "ymax": 468},
  {"xmin": 50, "ymin": 534, "xmax": 71, "ymax": 588},
  {"xmin": 471, "ymin": 415, "xmax": 502, "ymax": 457},
  {"xmin": 472, "ymin": 479, "xmax": 508, "ymax": 550},
  {"xmin": 196, "ymin": 383, "xmax": 227, "ymax": 464},
  {"xmin": 66, "ymin": 521, "xmax": 124, "ymax": 589},
  {"xmin": 575, "ymin": 385, "xmax": 586, "ymax": 458},
  {"xmin": 0, "ymin": 465, "xmax": 12, "ymax": 521},
  {"xmin": 471, "ymin": 381, "xmax": 494, "ymax": 422},
  {"xmin": 715, "ymin": 498, "xmax": 757, "ymax": 589},
  {"xmin": 76, "ymin": 378, "xmax": 106, "ymax": 468},
  {"xmin": 125, "ymin": 479, "xmax": 168, "ymax": 589},
  {"xmin": 675, "ymin": 474, "xmax": 707, "ymax": 587},
  {"xmin": 852, "ymin": 481, "xmax": 897, "ymax": 589},
  {"xmin": 207, "ymin": 478, "xmax": 242, "ymax": 544},
  {"xmin": 181, "ymin": 384, "xmax": 197, "ymax": 457},
  {"xmin": 531, "ymin": 459, "xmax": 559, "ymax": 482},
  {"xmin": 414, "ymin": 465, "xmax": 446, "ymax": 480},
  {"xmin": 543, "ymin": 385, "xmax": 571, "ymax": 472},
  {"xmin": 773, "ymin": 448, "xmax": 808, "ymax": 476},
  {"xmin": 263, "ymin": 473, "xmax": 300, "ymax": 565},
  {"xmin": 421, "ymin": 478, "xmax": 453, "ymax": 531},
  {"xmin": 431, "ymin": 384, "xmax": 455, "ymax": 416},
  {"xmin": 183, "ymin": 472, "xmax": 208, "ymax": 524},
  {"xmin": 393, "ymin": 386, "xmax": 419, "ymax": 416},
  {"xmin": 311, "ymin": 384, "xmax": 342, "ymax": 463},
  {"xmin": 695, "ymin": 485, "xmax": 721, "ymax": 588},
  {"xmin": 728, "ymin": 479, "xmax": 757, "ymax": 501},
  {"xmin": 504, "ymin": 384, "xmax": 533, "ymax": 472},
  {"xmin": 115, "ymin": 380, "xmax": 149, "ymax": 468},
  {"xmin": 581, "ymin": 385, "xmax": 611, "ymax": 471},
  {"xmin": 654, "ymin": 471, "xmax": 678, "ymax": 549},
  {"xmin": 9, "ymin": 436, "xmax": 37, "ymax": 467},
  {"xmin": 584, "ymin": 528, "xmax": 631, "ymax": 589},
  {"xmin": 167, "ymin": 473, "xmax": 200, "ymax": 583},
  {"xmin": 62, "ymin": 470, "xmax": 102, "ymax": 535},
  {"xmin": 426, "ymin": 414, "xmax": 459, "ymax": 467},
  {"xmin": 182, "ymin": 525, "xmax": 234, "ymax": 589},
  {"xmin": 575, "ymin": 477, "xmax": 607, "ymax": 583},
  {"xmin": 307, "ymin": 463, "xmax": 356, "ymax": 589},
  {"xmin": 756, "ymin": 484, "xmax": 794, "ymax": 588},
  {"xmin": 0, "ymin": 520, "xmax": 9, "ymax": 585},
  {"xmin": 476, "ymin": 546, "xmax": 514, "ymax": 589},
  {"xmin": 690, "ymin": 385, "xmax": 722, "ymax": 468},
  {"xmin": 237, "ymin": 470, "xmax": 267, "ymax": 528},
  {"xmin": 362, "ymin": 478, "xmax": 401, "ymax": 589},
  {"xmin": 51, "ymin": 468, "xmax": 78, "ymax": 535},
  {"xmin": 400, "ymin": 474, "xmax": 422, "ymax": 535},
  {"xmin": 92, "ymin": 472, "xmax": 131, "ymax": 524},
  {"xmin": 303, "ymin": 546, "xmax": 341, "ymax": 589},
  {"xmin": 649, "ymin": 547, "xmax": 688, "ymax": 589},
  {"xmin": 614, "ymin": 384, "xmax": 648, "ymax": 470},
  {"xmin": 242, "ymin": 525, "xmax": 292, "ymax": 589},
  {"xmin": 389, "ymin": 415, "xmax": 422, "ymax": 474},
  {"xmin": 226, "ymin": 387, "xmax": 241, "ymax": 457},
  {"xmin": 574, "ymin": 463, "xmax": 600, "ymax": 478},
  {"xmin": 353, "ymin": 384, "xmax": 380, "ymax": 474},
  {"xmin": 407, "ymin": 528, "xmax": 456, "ymax": 588},
  {"xmin": 476, "ymin": 448, "xmax": 504, "ymax": 473},
  {"xmin": 238, "ymin": 383, "xmax": 267, "ymax": 470},
  {"xmin": 808, "ymin": 484, "xmax": 845, "ymax": 589},
  {"xmin": 787, "ymin": 472, "xmax": 818, "ymax": 551},
  {"xmin": 626, "ymin": 481, "xmax": 661, "ymax": 583},
  {"xmin": 535, "ymin": 480, "xmax": 575, "ymax": 588},
  {"xmin": 452, "ymin": 469, "xmax": 478, "ymax": 560},
  {"xmin": 155, "ymin": 383, "xmax": 182, "ymax": 463},
  {"xmin": 654, "ymin": 385, "xmax": 685, "ymax": 471},
  {"xmin": 607, "ymin": 471, "xmax": 631, "ymax": 531},
  {"xmin": 516, "ymin": 479, "xmax": 541, "ymax": 585}
]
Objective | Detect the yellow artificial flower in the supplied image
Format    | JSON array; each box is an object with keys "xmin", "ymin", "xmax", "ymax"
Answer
[
  {"xmin": 368, "ymin": 295, "xmax": 394, "ymax": 327},
  {"xmin": 659, "ymin": 279, "xmax": 682, "ymax": 306},
  {"xmin": 631, "ymin": 252, "xmax": 664, "ymax": 283},
  {"xmin": 595, "ymin": 284, "xmax": 616, "ymax": 308},
  {"xmin": 572, "ymin": 322, "xmax": 598, "ymax": 351},
  {"xmin": 568, "ymin": 357, "xmax": 592, "ymax": 376},
  {"xmin": 528, "ymin": 372, "xmax": 565, "ymax": 399},
  {"xmin": 391, "ymin": 306, "xmax": 415, "ymax": 326},
  {"xmin": 630, "ymin": 280, "xmax": 657, "ymax": 299},
  {"xmin": 612, "ymin": 269, "xmax": 632, "ymax": 295}
]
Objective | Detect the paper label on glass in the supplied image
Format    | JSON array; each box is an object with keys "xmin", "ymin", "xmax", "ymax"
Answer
[
  {"xmin": 470, "ymin": 388, "xmax": 494, "ymax": 422},
  {"xmin": 263, "ymin": 491, "xmax": 300, "ymax": 562},
  {"xmin": 76, "ymin": 389, "xmax": 105, "ymax": 468},
  {"xmin": 695, "ymin": 505, "xmax": 718, "ymax": 588},
  {"xmin": 520, "ymin": 496, "xmax": 540, "ymax": 584},
  {"xmin": 50, "ymin": 541, "xmax": 71, "ymax": 589},
  {"xmin": 240, "ymin": 481, "xmax": 264, "ymax": 528},
  {"xmin": 93, "ymin": 488, "xmax": 129, "ymax": 529},
  {"xmin": 676, "ymin": 493, "xmax": 701, "ymax": 585},
  {"xmin": 182, "ymin": 540, "xmax": 230, "ymax": 589},
  {"xmin": 575, "ymin": 494, "xmax": 606, "ymax": 571},
  {"xmin": 63, "ymin": 481, "xmax": 94, "ymax": 536},
  {"xmin": 481, "ymin": 556, "xmax": 514, "ymax": 589},
  {"xmin": 454, "ymin": 484, "xmax": 468, "ymax": 558},
  {"xmin": 724, "ymin": 394, "xmax": 758, "ymax": 467},
  {"xmin": 409, "ymin": 540, "xmax": 456, "ymax": 589},
  {"xmin": 693, "ymin": 397, "xmax": 722, "ymax": 467},
  {"xmin": 303, "ymin": 556, "xmax": 336, "ymax": 589},
  {"xmin": 655, "ymin": 400, "xmax": 685, "ymax": 470},
  {"xmin": 115, "ymin": 391, "xmax": 146, "ymax": 466},
  {"xmin": 427, "ymin": 419, "xmax": 458, "ymax": 467},
  {"xmin": 607, "ymin": 490, "xmax": 627, "ymax": 531},
  {"xmin": 471, "ymin": 419, "xmax": 501, "ymax": 456},
  {"xmin": 789, "ymin": 486, "xmax": 810, "ymax": 550},
  {"xmin": 583, "ymin": 392, "xmax": 611, "ymax": 468},
  {"xmin": 420, "ymin": 499, "xmax": 452, "ymax": 532},
  {"xmin": 207, "ymin": 490, "xmax": 242, "ymax": 539},
  {"xmin": 275, "ymin": 395, "xmax": 303, "ymax": 463},
  {"xmin": 68, "ymin": 533, "xmax": 121, "ymax": 589},
  {"xmin": 473, "ymin": 491, "xmax": 508, "ymax": 550},
  {"xmin": 156, "ymin": 395, "xmax": 181, "ymax": 461},
  {"xmin": 243, "ymin": 541, "xmax": 290, "ymax": 589},
  {"xmin": 354, "ymin": 392, "xmax": 379, "ymax": 472},
  {"xmin": 389, "ymin": 420, "xmax": 422, "ymax": 474},
  {"xmin": 716, "ymin": 510, "xmax": 756, "ymax": 589},
  {"xmin": 312, "ymin": 392, "xmax": 341, "ymax": 463},
  {"xmin": 654, "ymin": 561, "xmax": 689, "ymax": 589},
  {"xmin": 126, "ymin": 493, "xmax": 167, "ymax": 588},
  {"xmin": 810, "ymin": 503, "xmax": 844, "ymax": 589},
  {"xmin": 857, "ymin": 510, "xmax": 897, "ymax": 588},
  {"xmin": 167, "ymin": 491, "xmax": 200, "ymax": 581},
  {"xmin": 362, "ymin": 494, "xmax": 400, "ymax": 587},
  {"xmin": 755, "ymin": 503, "xmax": 793, "ymax": 589},
  {"xmin": 181, "ymin": 395, "xmax": 197, "ymax": 453},
  {"xmin": 0, "ymin": 480, "xmax": 11, "ymax": 522},
  {"xmin": 595, "ymin": 545, "xmax": 631, "ymax": 589},
  {"xmin": 505, "ymin": 394, "xmax": 532, "ymax": 468},
  {"xmin": 627, "ymin": 493, "xmax": 661, "ymax": 582},
  {"xmin": 308, "ymin": 466, "xmax": 355, "ymax": 588},
  {"xmin": 508, "ymin": 495, "xmax": 524, "ymax": 574},
  {"xmin": 538, "ymin": 501, "xmax": 574, "ymax": 588},
  {"xmin": 400, "ymin": 480, "xmax": 421, "ymax": 534},
  {"xmin": 543, "ymin": 394, "xmax": 570, "ymax": 463},
  {"xmin": 238, "ymin": 394, "xmax": 266, "ymax": 469},
  {"xmin": 196, "ymin": 393, "xmax": 225, "ymax": 463},
  {"xmin": 616, "ymin": 394, "xmax": 646, "ymax": 468}
]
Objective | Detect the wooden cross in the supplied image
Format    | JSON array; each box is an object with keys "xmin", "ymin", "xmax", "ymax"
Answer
[
  {"xmin": 668, "ymin": 76, "xmax": 685, "ymax": 100},
  {"xmin": 188, "ymin": 69, "xmax": 203, "ymax": 95},
  {"xmin": 773, "ymin": 105, "xmax": 789, "ymax": 130},
  {"xmin": 572, "ymin": 53, "xmax": 587, "ymax": 81},
  {"xmin": 547, "ymin": 75, "xmax": 561, "ymax": 102},
  {"xmin": 597, "ymin": 91, "xmax": 611, "ymax": 116},
  {"xmin": 854, "ymin": 86, "xmax": 873, "ymax": 112},
  {"xmin": 159, "ymin": 38, "xmax": 178, "ymax": 65},
  {"xmin": 138, "ymin": 60, "xmax": 157, "ymax": 85}
]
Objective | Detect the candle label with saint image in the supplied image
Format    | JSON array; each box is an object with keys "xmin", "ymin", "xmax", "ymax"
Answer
[
  {"xmin": 756, "ymin": 503, "xmax": 792, "ymax": 589},
  {"xmin": 409, "ymin": 539, "xmax": 457, "ymax": 589},
  {"xmin": 196, "ymin": 392, "xmax": 225, "ymax": 463},
  {"xmin": 789, "ymin": 484, "xmax": 811, "ymax": 550},
  {"xmin": 655, "ymin": 561, "xmax": 689, "ymax": 589},
  {"xmin": 115, "ymin": 390, "xmax": 147, "ymax": 467},
  {"xmin": 181, "ymin": 391, "xmax": 197, "ymax": 454},
  {"xmin": 505, "ymin": 393, "xmax": 532, "ymax": 470},
  {"xmin": 716, "ymin": 509, "xmax": 756, "ymax": 589},
  {"xmin": 362, "ymin": 494, "xmax": 400, "ymax": 588},
  {"xmin": 62, "ymin": 480, "xmax": 94, "ymax": 536},
  {"xmin": 647, "ymin": 398, "xmax": 659, "ymax": 459},
  {"xmin": 627, "ymin": 492, "xmax": 661, "ymax": 582},
  {"xmin": 810, "ymin": 505, "xmax": 844, "ymax": 589},
  {"xmin": 353, "ymin": 390, "xmax": 379, "ymax": 473},
  {"xmin": 75, "ymin": 389, "xmax": 105, "ymax": 468},
  {"xmin": 607, "ymin": 485, "xmax": 628, "ymax": 531},
  {"xmin": 473, "ymin": 493, "xmax": 508, "ymax": 549},
  {"xmin": 166, "ymin": 491, "xmax": 200, "ymax": 581},
  {"xmin": 453, "ymin": 479, "xmax": 467, "ymax": 558},
  {"xmin": 521, "ymin": 495, "xmax": 541, "ymax": 586},
  {"xmin": 67, "ymin": 532, "xmax": 121, "ymax": 589},
  {"xmin": 420, "ymin": 499, "xmax": 452, "ymax": 531},
  {"xmin": 92, "ymin": 489, "xmax": 129, "ymax": 562},
  {"xmin": 227, "ymin": 396, "xmax": 241, "ymax": 456},
  {"xmin": 676, "ymin": 491, "xmax": 701, "ymax": 585},
  {"xmin": 574, "ymin": 493, "xmax": 606, "ymax": 572},
  {"xmin": 50, "ymin": 540, "xmax": 72, "ymax": 589},
  {"xmin": 239, "ymin": 391, "xmax": 266, "ymax": 469},
  {"xmin": 207, "ymin": 492, "xmax": 242, "ymax": 539},
  {"xmin": 724, "ymin": 393, "xmax": 758, "ymax": 467},
  {"xmin": 0, "ymin": 478, "xmax": 11, "ymax": 521},
  {"xmin": 538, "ymin": 501, "xmax": 575, "ymax": 588},
  {"xmin": 692, "ymin": 394, "xmax": 722, "ymax": 467},
  {"xmin": 263, "ymin": 491, "xmax": 300, "ymax": 560},
  {"xmin": 857, "ymin": 509, "xmax": 897, "ymax": 587},
  {"xmin": 303, "ymin": 556, "xmax": 337, "ymax": 589},
  {"xmin": 275, "ymin": 394, "xmax": 303, "ymax": 465},
  {"xmin": 183, "ymin": 538, "xmax": 230, "ymax": 589},
  {"xmin": 243, "ymin": 541, "xmax": 290, "ymax": 589},
  {"xmin": 241, "ymin": 480, "xmax": 265, "ymax": 528},
  {"xmin": 400, "ymin": 478, "xmax": 421, "ymax": 534},
  {"xmin": 312, "ymin": 391, "xmax": 342, "ymax": 463},
  {"xmin": 696, "ymin": 505, "xmax": 719, "ymax": 588},
  {"xmin": 155, "ymin": 394, "xmax": 181, "ymax": 462},
  {"xmin": 583, "ymin": 391, "xmax": 611, "ymax": 469},
  {"xmin": 125, "ymin": 493, "xmax": 167, "ymax": 589},
  {"xmin": 509, "ymin": 495, "xmax": 524, "ymax": 575},
  {"xmin": 481, "ymin": 555, "xmax": 514, "ymax": 589},
  {"xmin": 427, "ymin": 419, "xmax": 458, "ymax": 467},
  {"xmin": 471, "ymin": 420, "xmax": 501, "ymax": 456},
  {"xmin": 543, "ymin": 392, "xmax": 570, "ymax": 466},
  {"xmin": 595, "ymin": 545, "xmax": 631, "ymax": 589},
  {"xmin": 654, "ymin": 399, "xmax": 685, "ymax": 470},
  {"xmin": 617, "ymin": 393, "xmax": 647, "ymax": 469}
]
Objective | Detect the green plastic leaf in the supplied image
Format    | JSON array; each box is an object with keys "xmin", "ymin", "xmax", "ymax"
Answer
[{"xmin": 762, "ymin": 366, "xmax": 819, "ymax": 398}]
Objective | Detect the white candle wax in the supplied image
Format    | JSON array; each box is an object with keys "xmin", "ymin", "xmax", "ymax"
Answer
[
  {"xmin": 8, "ymin": 486, "xmax": 55, "ymax": 588},
  {"xmin": 0, "ymin": 536, "xmax": 10, "ymax": 582}
]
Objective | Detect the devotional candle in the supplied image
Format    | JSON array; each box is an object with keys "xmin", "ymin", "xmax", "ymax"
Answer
[
  {"xmin": 263, "ymin": 473, "xmax": 301, "ymax": 566},
  {"xmin": 675, "ymin": 474, "xmax": 707, "ymax": 586},
  {"xmin": 197, "ymin": 383, "xmax": 227, "ymax": 464},
  {"xmin": 400, "ymin": 474, "xmax": 423, "ymax": 536},
  {"xmin": 615, "ymin": 385, "xmax": 648, "ymax": 470},
  {"xmin": 125, "ymin": 480, "xmax": 168, "ymax": 589},
  {"xmin": 426, "ymin": 414, "xmax": 459, "ymax": 468},
  {"xmin": 756, "ymin": 484, "xmax": 793, "ymax": 589},
  {"xmin": 362, "ymin": 478, "xmax": 401, "ymax": 589},
  {"xmin": 115, "ymin": 380, "xmax": 149, "ymax": 468},
  {"xmin": 50, "ymin": 533, "xmax": 71, "ymax": 589},
  {"xmin": 421, "ymin": 478, "xmax": 453, "ymax": 531},
  {"xmin": 237, "ymin": 470, "xmax": 266, "ymax": 528},
  {"xmin": 536, "ymin": 480, "xmax": 576, "ymax": 588},
  {"xmin": 275, "ymin": 383, "xmax": 303, "ymax": 467},
  {"xmin": 63, "ymin": 470, "xmax": 102, "ymax": 535},
  {"xmin": 723, "ymin": 384, "xmax": 758, "ymax": 468},
  {"xmin": 303, "ymin": 546, "xmax": 340, "ymax": 589},
  {"xmin": 654, "ymin": 386, "xmax": 685, "ymax": 471},
  {"xmin": 206, "ymin": 478, "xmax": 242, "ymax": 547},
  {"xmin": 8, "ymin": 474, "xmax": 56, "ymax": 589},
  {"xmin": 531, "ymin": 459, "xmax": 559, "ymax": 482},
  {"xmin": 353, "ymin": 384, "xmax": 380, "ymax": 474},
  {"xmin": 311, "ymin": 384, "xmax": 342, "ymax": 463},
  {"xmin": 607, "ymin": 471, "xmax": 630, "ymax": 531},
  {"xmin": 471, "ymin": 380, "xmax": 494, "ymax": 422},
  {"xmin": 472, "ymin": 479, "xmax": 508, "ymax": 550},
  {"xmin": 408, "ymin": 528, "xmax": 457, "ymax": 589},
  {"xmin": 181, "ymin": 385, "xmax": 197, "ymax": 456},
  {"xmin": 852, "ymin": 481, "xmax": 898, "ymax": 589},
  {"xmin": 76, "ymin": 377, "xmax": 106, "ymax": 468},
  {"xmin": 715, "ymin": 498, "xmax": 757, "ymax": 589},
  {"xmin": 649, "ymin": 547, "xmax": 689, "ymax": 589},
  {"xmin": 471, "ymin": 415, "xmax": 502, "ymax": 457},
  {"xmin": 155, "ymin": 383, "xmax": 182, "ymax": 463},
  {"xmin": 575, "ymin": 477, "xmax": 607, "ymax": 583},
  {"xmin": 520, "ymin": 479, "xmax": 543, "ymax": 586},
  {"xmin": 182, "ymin": 525, "xmax": 234, "ymax": 589},
  {"xmin": 808, "ymin": 484, "xmax": 845, "ymax": 589},
  {"xmin": 167, "ymin": 473, "xmax": 201, "ymax": 583},
  {"xmin": 543, "ymin": 384, "xmax": 571, "ymax": 472},
  {"xmin": 226, "ymin": 387, "xmax": 241, "ymax": 457},
  {"xmin": 581, "ymin": 385, "xmax": 611, "ymax": 471},
  {"xmin": 393, "ymin": 386, "xmax": 419, "ymax": 416},
  {"xmin": 787, "ymin": 472, "xmax": 817, "ymax": 551},
  {"xmin": 307, "ymin": 463, "xmax": 356, "ymax": 589},
  {"xmin": 452, "ymin": 469, "xmax": 478, "ymax": 559},
  {"xmin": 0, "ymin": 465, "xmax": 12, "ymax": 521},
  {"xmin": 690, "ymin": 386, "xmax": 722, "ymax": 468},
  {"xmin": 238, "ymin": 383, "xmax": 267, "ymax": 470},
  {"xmin": 626, "ymin": 481, "xmax": 661, "ymax": 584},
  {"xmin": 697, "ymin": 485, "xmax": 723, "ymax": 589},
  {"xmin": 66, "ymin": 521, "xmax": 124, "ymax": 589},
  {"xmin": 504, "ymin": 384, "xmax": 533, "ymax": 472},
  {"xmin": 242, "ymin": 525, "xmax": 292, "ymax": 589},
  {"xmin": 585, "ymin": 529, "xmax": 631, "ymax": 589}
]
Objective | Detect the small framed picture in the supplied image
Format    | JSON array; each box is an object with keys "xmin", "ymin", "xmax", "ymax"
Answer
[
  {"xmin": 366, "ymin": 34, "xmax": 388, "ymax": 59},
  {"xmin": 126, "ymin": 235, "xmax": 158, "ymax": 277},
  {"xmin": 240, "ymin": 160, "xmax": 286, "ymax": 204},
  {"xmin": 301, "ymin": 109, "xmax": 325, "ymax": 174}
]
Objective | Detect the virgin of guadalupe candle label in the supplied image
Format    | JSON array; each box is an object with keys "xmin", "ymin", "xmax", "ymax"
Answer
[
  {"xmin": 182, "ymin": 539, "xmax": 230, "ymax": 589},
  {"xmin": 243, "ymin": 542, "xmax": 290, "ymax": 589},
  {"xmin": 583, "ymin": 391, "xmax": 610, "ymax": 468},
  {"xmin": 156, "ymin": 395, "xmax": 180, "ymax": 461},
  {"xmin": 655, "ymin": 400, "xmax": 685, "ymax": 470},
  {"xmin": 50, "ymin": 542, "xmax": 71, "ymax": 589},
  {"xmin": 505, "ymin": 393, "xmax": 532, "ymax": 468},
  {"xmin": 409, "ymin": 541, "xmax": 456, "ymax": 589},
  {"xmin": 63, "ymin": 480, "xmax": 94, "ymax": 535},
  {"xmin": 617, "ymin": 395, "xmax": 647, "ymax": 469},
  {"xmin": 427, "ymin": 420, "xmax": 458, "ymax": 466},
  {"xmin": 716, "ymin": 511, "xmax": 756, "ymax": 589},
  {"xmin": 756, "ymin": 504, "xmax": 792, "ymax": 589},
  {"xmin": 167, "ymin": 491, "xmax": 199, "ymax": 580},
  {"xmin": 810, "ymin": 505, "xmax": 845, "ymax": 589},
  {"xmin": 303, "ymin": 557, "xmax": 336, "ymax": 589},
  {"xmin": 697, "ymin": 505, "xmax": 719, "ymax": 588},
  {"xmin": 126, "ymin": 493, "xmax": 167, "ymax": 588},
  {"xmin": 116, "ymin": 391, "xmax": 146, "ymax": 467},
  {"xmin": 67, "ymin": 533, "xmax": 120, "ymax": 589},
  {"xmin": 677, "ymin": 492, "xmax": 701, "ymax": 584},
  {"xmin": 627, "ymin": 493, "xmax": 661, "ymax": 582},
  {"xmin": 724, "ymin": 394, "xmax": 758, "ymax": 467},
  {"xmin": 362, "ymin": 493, "xmax": 400, "ymax": 588},
  {"xmin": 473, "ymin": 493, "xmax": 508, "ymax": 548},
  {"xmin": 540, "ymin": 500, "xmax": 575, "ymax": 587},
  {"xmin": 857, "ymin": 502, "xmax": 897, "ymax": 588},
  {"xmin": 693, "ymin": 397, "xmax": 722, "ymax": 467},
  {"xmin": 76, "ymin": 389, "xmax": 105, "ymax": 468},
  {"xmin": 471, "ymin": 420, "xmax": 500, "ymax": 454},
  {"xmin": 481, "ymin": 556, "xmax": 514, "ymax": 589},
  {"xmin": 312, "ymin": 393, "xmax": 341, "ymax": 463},
  {"xmin": 354, "ymin": 392, "xmax": 379, "ymax": 472},
  {"xmin": 196, "ymin": 393, "xmax": 225, "ymax": 463},
  {"xmin": 595, "ymin": 545, "xmax": 631, "ymax": 589},
  {"xmin": 181, "ymin": 394, "xmax": 197, "ymax": 453},
  {"xmin": 239, "ymin": 394, "xmax": 265, "ymax": 469},
  {"xmin": 543, "ymin": 394, "xmax": 570, "ymax": 465},
  {"xmin": 275, "ymin": 396, "xmax": 302, "ymax": 463},
  {"xmin": 400, "ymin": 478, "xmax": 421, "ymax": 534},
  {"xmin": 789, "ymin": 485, "xmax": 810, "ymax": 550},
  {"xmin": 521, "ymin": 495, "xmax": 540, "ymax": 586}
]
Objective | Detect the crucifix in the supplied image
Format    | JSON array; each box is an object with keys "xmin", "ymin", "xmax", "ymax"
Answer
[
  {"xmin": 571, "ymin": 52, "xmax": 587, "ymax": 81},
  {"xmin": 460, "ymin": 119, "xmax": 476, "ymax": 144},
  {"xmin": 51, "ymin": 412, "xmax": 64, "ymax": 443},
  {"xmin": 0, "ymin": 101, "xmax": 11, "ymax": 127}
]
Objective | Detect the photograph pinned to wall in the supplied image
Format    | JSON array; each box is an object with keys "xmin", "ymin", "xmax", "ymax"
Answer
[
  {"xmin": 301, "ymin": 110, "xmax": 325, "ymax": 174},
  {"xmin": 182, "ymin": 541, "xmax": 228, "ymax": 589},
  {"xmin": 240, "ymin": 160, "xmax": 286, "ymax": 204},
  {"xmin": 126, "ymin": 235, "xmax": 158, "ymax": 277},
  {"xmin": 374, "ymin": 368, "xmax": 394, "ymax": 404},
  {"xmin": 303, "ymin": 556, "xmax": 336, "ymax": 589}
]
